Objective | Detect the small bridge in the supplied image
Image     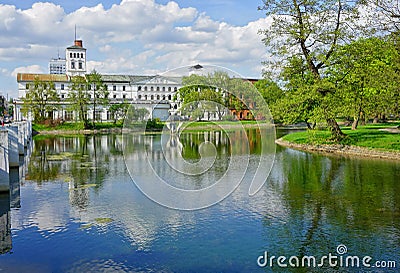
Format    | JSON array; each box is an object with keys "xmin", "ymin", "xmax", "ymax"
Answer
[{"xmin": 0, "ymin": 121, "xmax": 32, "ymax": 192}]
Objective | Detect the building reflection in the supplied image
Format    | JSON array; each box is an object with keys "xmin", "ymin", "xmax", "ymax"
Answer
[
  {"xmin": 0, "ymin": 193, "xmax": 11, "ymax": 254},
  {"xmin": 9, "ymin": 167, "xmax": 20, "ymax": 209}
]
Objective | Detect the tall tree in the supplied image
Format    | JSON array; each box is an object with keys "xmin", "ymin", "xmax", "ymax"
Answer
[
  {"xmin": 21, "ymin": 77, "xmax": 59, "ymax": 122},
  {"xmin": 259, "ymin": 0, "xmax": 366, "ymax": 140},
  {"xmin": 68, "ymin": 76, "xmax": 91, "ymax": 129},
  {"xmin": 86, "ymin": 70, "xmax": 109, "ymax": 128},
  {"xmin": 68, "ymin": 71, "xmax": 109, "ymax": 129}
]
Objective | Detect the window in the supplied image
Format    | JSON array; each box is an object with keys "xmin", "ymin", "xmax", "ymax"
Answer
[
  {"xmin": 162, "ymin": 95, "xmax": 166, "ymax": 100},
  {"xmin": 107, "ymin": 111, "xmax": 112, "ymax": 120},
  {"xmin": 144, "ymin": 86, "xmax": 147, "ymax": 91},
  {"xmin": 162, "ymin": 87, "xmax": 165, "ymax": 92},
  {"xmin": 65, "ymin": 111, "xmax": 73, "ymax": 121},
  {"xmin": 95, "ymin": 111, "xmax": 101, "ymax": 121},
  {"xmin": 138, "ymin": 86, "xmax": 142, "ymax": 91},
  {"xmin": 25, "ymin": 84, "xmax": 29, "ymax": 90},
  {"xmin": 78, "ymin": 62, "xmax": 83, "ymax": 69},
  {"xmin": 157, "ymin": 95, "xmax": 160, "ymax": 100},
  {"xmin": 71, "ymin": 61, "xmax": 75, "ymax": 69},
  {"xmin": 123, "ymin": 94, "xmax": 126, "ymax": 99},
  {"xmin": 61, "ymin": 94, "xmax": 65, "ymax": 99},
  {"xmin": 138, "ymin": 95, "xmax": 142, "ymax": 100},
  {"xmin": 156, "ymin": 87, "xmax": 160, "ymax": 91},
  {"xmin": 70, "ymin": 53, "xmax": 73, "ymax": 58},
  {"xmin": 61, "ymin": 84, "xmax": 64, "ymax": 90},
  {"xmin": 122, "ymin": 86, "xmax": 126, "ymax": 91},
  {"xmin": 168, "ymin": 95, "xmax": 171, "ymax": 100},
  {"xmin": 174, "ymin": 87, "xmax": 177, "ymax": 91},
  {"xmin": 150, "ymin": 86, "xmax": 154, "ymax": 91},
  {"xmin": 113, "ymin": 85, "xmax": 116, "ymax": 91},
  {"xmin": 81, "ymin": 53, "xmax": 84, "ymax": 58},
  {"xmin": 168, "ymin": 87, "xmax": 171, "ymax": 92},
  {"xmin": 113, "ymin": 94, "xmax": 117, "ymax": 99},
  {"xmin": 151, "ymin": 95, "xmax": 154, "ymax": 100},
  {"xmin": 74, "ymin": 53, "xmax": 76, "ymax": 58},
  {"xmin": 144, "ymin": 95, "xmax": 148, "ymax": 100}
]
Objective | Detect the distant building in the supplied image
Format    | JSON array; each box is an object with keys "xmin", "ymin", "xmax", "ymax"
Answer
[{"xmin": 49, "ymin": 57, "xmax": 66, "ymax": 75}]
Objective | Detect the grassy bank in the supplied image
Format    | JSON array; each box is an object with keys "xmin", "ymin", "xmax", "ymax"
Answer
[
  {"xmin": 32, "ymin": 120, "xmax": 263, "ymax": 134},
  {"xmin": 281, "ymin": 122, "xmax": 400, "ymax": 152},
  {"xmin": 32, "ymin": 121, "xmax": 124, "ymax": 132}
]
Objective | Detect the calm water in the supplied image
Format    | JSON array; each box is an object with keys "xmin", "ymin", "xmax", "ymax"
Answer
[{"xmin": 0, "ymin": 130, "xmax": 399, "ymax": 272}]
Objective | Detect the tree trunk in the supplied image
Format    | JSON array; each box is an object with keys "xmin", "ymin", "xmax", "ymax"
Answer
[
  {"xmin": 373, "ymin": 115, "xmax": 379, "ymax": 124},
  {"xmin": 351, "ymin": 117, "xmax": 359, "ymax": 130},
  {"xmin": 327, "ymin": 118, "xmax": 345, "ymax": 141}
]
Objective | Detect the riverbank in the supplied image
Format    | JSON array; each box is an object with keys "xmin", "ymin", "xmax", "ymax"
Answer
[
  {"xmin": 276, "ymin": 124, "xmax": 400, "ymax": 160},
  {"xmin": 32, "ymin": 121, "xmax": 272, "ymax": 135}
]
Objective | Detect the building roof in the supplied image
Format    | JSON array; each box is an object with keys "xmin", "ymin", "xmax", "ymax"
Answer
[
  {"xmin": 100, "ymin": 75, "xmax": 152, "ymax": 83},
  {"xmin": 66, "ymin": 45, "xmax": 87, "ymax": 50},
  {"xmin": 17, "ymin": 73, "xmax": 69, "ymax": 82}
]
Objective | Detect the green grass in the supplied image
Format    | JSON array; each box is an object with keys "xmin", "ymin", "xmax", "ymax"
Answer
[
  {"xmin": 281, "ymin": 122, "xmax": 400, "ymax": 152},
  {"xmin": 32, "ymin": 121, "xmax": 124, "ymax": 132}
]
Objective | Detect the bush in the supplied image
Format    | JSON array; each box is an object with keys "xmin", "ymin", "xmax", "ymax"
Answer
[{"xmin": 222, "ymin": 115, "xmax": 237, "ymax": 121}]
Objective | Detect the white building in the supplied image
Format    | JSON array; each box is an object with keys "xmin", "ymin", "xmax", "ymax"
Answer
[{"xmin": 15, "ymin": 39, "xmax": 182, "ymax": 122}]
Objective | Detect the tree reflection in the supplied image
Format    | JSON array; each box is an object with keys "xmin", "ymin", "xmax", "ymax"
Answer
[
  {"xmin": 28, "ymin": 135, "xmax": 119, "ymax": 209},
  {"xmin": 267, "ymin": 146, "xmax": 400, "ymax": 271}
]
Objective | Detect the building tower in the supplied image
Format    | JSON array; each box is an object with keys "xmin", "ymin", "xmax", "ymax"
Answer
[{"xmin": 65, "ymin": 40, "xmax": 87, "ymax": 76}]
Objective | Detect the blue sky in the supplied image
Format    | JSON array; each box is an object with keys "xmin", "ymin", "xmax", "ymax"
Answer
[{"xmin": 0, "ymin": 0, "xmax": 270, "ymax": 98}]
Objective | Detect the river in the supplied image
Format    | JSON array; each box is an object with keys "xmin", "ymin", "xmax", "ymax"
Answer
[{"xmin": 0, "ymin": 129, "xmax": 399, "ymax": 272}]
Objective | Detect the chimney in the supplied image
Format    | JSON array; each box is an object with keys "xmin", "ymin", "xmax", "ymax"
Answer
[{"xmin": 74, "ymin": 40, "xmax": 83, "ymax": 47}]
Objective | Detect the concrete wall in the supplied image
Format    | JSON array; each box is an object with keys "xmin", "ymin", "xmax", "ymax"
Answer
[{"xmin": 0, "ymin": 131, "xmax": 9, "ymax": 192}]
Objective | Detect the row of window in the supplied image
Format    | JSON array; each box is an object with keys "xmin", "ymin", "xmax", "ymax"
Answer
[
  {"xmin": 137, "ymin": 86, "xmax": 178, "ymax": 92},
  {"xmin": 69, "ymin": 52, "xmax": 84, "ymax": 59},
  {"xmin": 58, "ymin": 93, "xmax": 174, "ymax": 100},
  {"xmin": 71, "ymin": 61, "xmax": 83, "ymax": 70},
  {"xmin": 138, "ymin": 94, "xmax": 172, "ymax": 101},
  {"xmin": 25, "ymin": 83, "xmax": 179, "ymax": 93},
  {"xmin": 107, "ymin": 85, "xmax": 178, "ymax": 92}
]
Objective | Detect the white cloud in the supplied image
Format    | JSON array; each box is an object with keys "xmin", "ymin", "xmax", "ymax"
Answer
[
  {"xmin": 0, "ymin": 0, "xmax": 272, "ymax": 92},
  {"xmin": 11, "ymin": 65, "xmax": 44, "ymax": 77}
]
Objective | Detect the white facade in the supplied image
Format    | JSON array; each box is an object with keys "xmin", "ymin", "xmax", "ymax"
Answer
[{"xmin": 15, "ymin": 72, "xmax": 182, "ymax": 122}]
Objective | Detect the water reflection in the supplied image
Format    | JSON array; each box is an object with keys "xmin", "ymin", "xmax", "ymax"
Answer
[
  {"xmin": 0, "ymin": 131, "xmax": 398, "ymax": 272},
  {"xmin": 0, "ymin": 193, "xmax": 11, "ymax": 254}
]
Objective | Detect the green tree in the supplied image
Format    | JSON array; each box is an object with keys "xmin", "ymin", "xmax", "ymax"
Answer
[
  {"xmin": 108, "ymin": 101, "xmax": 129, "ymax": 124},
  {"xmin": 328, "ymin": 37, "xmax": 400, "ymax": 129},
  {"xmin": 68, "ymin": 71, "xmax": 109, "ymax": 129},
  {"xmin": 21, "ymin": 77, "xmax": 60, "ymax": 122},
  {"xmin": 259, "ymin": 0, "xmax": 367, "ymax": 140},
  {"xmin": 86, "ymin": 70, "xmax": 109, "ymax": 128},
  {"xmin": 254, "ymin": 79, "xmax": 284, "ymax": 122},
  {"xmin": 68, "ymin": 76, "xmax": 91, "ymax": 129},
  {"xmin": 179, "ymin": 74, "xmax": 226, "ymax": 120}
]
